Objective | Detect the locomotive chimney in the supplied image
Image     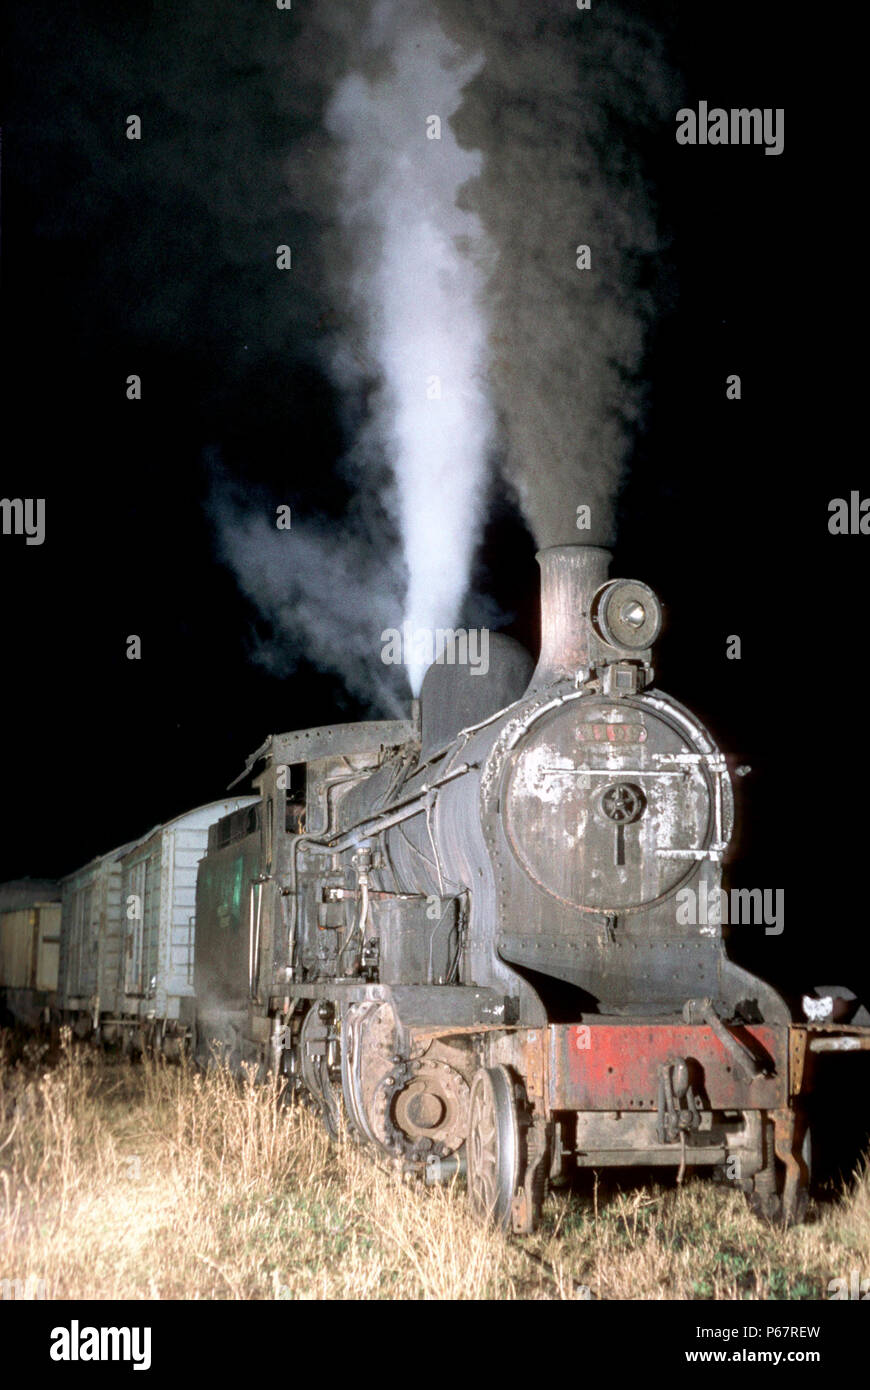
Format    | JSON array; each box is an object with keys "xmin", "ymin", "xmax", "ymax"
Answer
[{"xmin": 528, "ymin": 545, "xmax": 611, "ymax": 690}]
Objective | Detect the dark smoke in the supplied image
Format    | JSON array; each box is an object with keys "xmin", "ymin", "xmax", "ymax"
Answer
[
  {"xmin": 208, "ymin": 459, "xmax": 411, "ymax": 717},
  {"xmin": 438, "ymin": 2, "xmax": 676, "ymax": 547}
]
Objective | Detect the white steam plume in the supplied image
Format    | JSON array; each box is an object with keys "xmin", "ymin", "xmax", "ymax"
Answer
[
  {"xmin": 14, "ymin": 1, "xmax": 675, "ymax": 716},
  {"xmin": 200, "ymin": 1, "xmax": 673, "ymax": 712},
  {"xmin": 324, "ymin": 0, "xmax": 495, "ymax": 693}
]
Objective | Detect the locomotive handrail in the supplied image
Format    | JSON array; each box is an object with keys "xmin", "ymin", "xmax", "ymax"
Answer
[
  {"xmin": 248, "ymin": 877, "xmax": 267, "ymax": 1002},
  {"xmin": 319, "ymin": 760, "xmax": 477, "ymax": 853},
  {"xmin": 416, "ymin": 698, "xmax": 525, "ymax": 770}
]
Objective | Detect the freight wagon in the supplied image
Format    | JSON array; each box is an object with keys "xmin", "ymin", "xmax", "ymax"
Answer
[
  {"xmin": 0, "ymin": 891, "xmax": 61, "ymax": 1029},
  {"xmin": 58, "ymin": 842, "xmax": 138, "ymax": 1036},
  {"xmin": 111, "ymin": 798, "xmax": 258, "ymax": 1054},
  {"xmin": 57, "ymin": 799, "xmax": 257, "ymax": 1050}
]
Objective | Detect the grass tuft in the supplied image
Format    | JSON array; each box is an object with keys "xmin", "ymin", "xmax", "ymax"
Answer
[{"xmin": 1, "ymin": 1032, "xmax": 868, "ymax": 1300}]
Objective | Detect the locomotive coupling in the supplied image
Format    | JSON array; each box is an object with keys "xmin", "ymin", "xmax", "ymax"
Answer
[{"xmin": 655, "ymin": 1058, "xmax": 701, "ymax": 1145}]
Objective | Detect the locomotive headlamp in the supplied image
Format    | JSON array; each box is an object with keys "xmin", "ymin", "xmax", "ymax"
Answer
[{"xmin": 591, "ymin": 579, "xmax": 662, "ymax": 650}]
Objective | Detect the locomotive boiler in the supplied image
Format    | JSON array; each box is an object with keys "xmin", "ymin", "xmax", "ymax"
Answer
[{"xmin": 191, "ymin": 545, "xmax": 870, "ymax": 1230}]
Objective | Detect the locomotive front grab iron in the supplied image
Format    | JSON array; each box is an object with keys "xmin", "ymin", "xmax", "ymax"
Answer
[{"xmin": 191, "ymin": 545, "xmax": 870, "ymax": 1231}]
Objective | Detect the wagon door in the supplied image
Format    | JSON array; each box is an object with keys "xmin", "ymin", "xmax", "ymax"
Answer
[{"xmin": 125, "ymin": 861, "xmax": 146, "ymax": 995}]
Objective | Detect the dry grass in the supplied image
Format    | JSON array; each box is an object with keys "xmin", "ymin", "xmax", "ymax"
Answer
[{"xmin": 0, "ymin": 1031, "xmax": 867, "ymax": 1301}]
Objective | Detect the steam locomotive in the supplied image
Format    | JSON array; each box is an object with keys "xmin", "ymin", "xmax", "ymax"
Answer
[{"xmin": 189, "ymin": 545, "xmax": 870, "ymax": 1231}]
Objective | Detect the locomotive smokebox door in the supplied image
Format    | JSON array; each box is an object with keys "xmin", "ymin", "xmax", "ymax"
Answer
[{"xmin": 503, "ymin": 698, "xmax": 717, "ymax": 916}]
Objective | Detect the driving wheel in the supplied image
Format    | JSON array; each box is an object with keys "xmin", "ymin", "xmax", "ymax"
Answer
[{"xmin": 466, "ymin": 1065, "xmax": 521, "ymax": 1230}]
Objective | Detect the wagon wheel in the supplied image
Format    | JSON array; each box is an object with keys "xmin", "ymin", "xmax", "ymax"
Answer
[{"xmin": 466, "ymin": 1066, "xmax": 521, "ymax": 1230}]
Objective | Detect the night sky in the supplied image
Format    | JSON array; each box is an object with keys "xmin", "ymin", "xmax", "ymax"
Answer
[{"xmin": 1, "ymin": 0, "xmax": 864, "ymax": 1029}]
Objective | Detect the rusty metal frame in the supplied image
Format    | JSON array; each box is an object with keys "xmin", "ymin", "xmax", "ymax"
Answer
[
  {"xmin": 547, "ymin": 1022, "xmax": 788, "ymax": 1112},
  {"xmin": 788, "ymin": 1025, "xmax": 808, "ymax": 1096},
  {"xmin": 772, "ymin": 1107, "xmax": 801, "ymax": 1224}
]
